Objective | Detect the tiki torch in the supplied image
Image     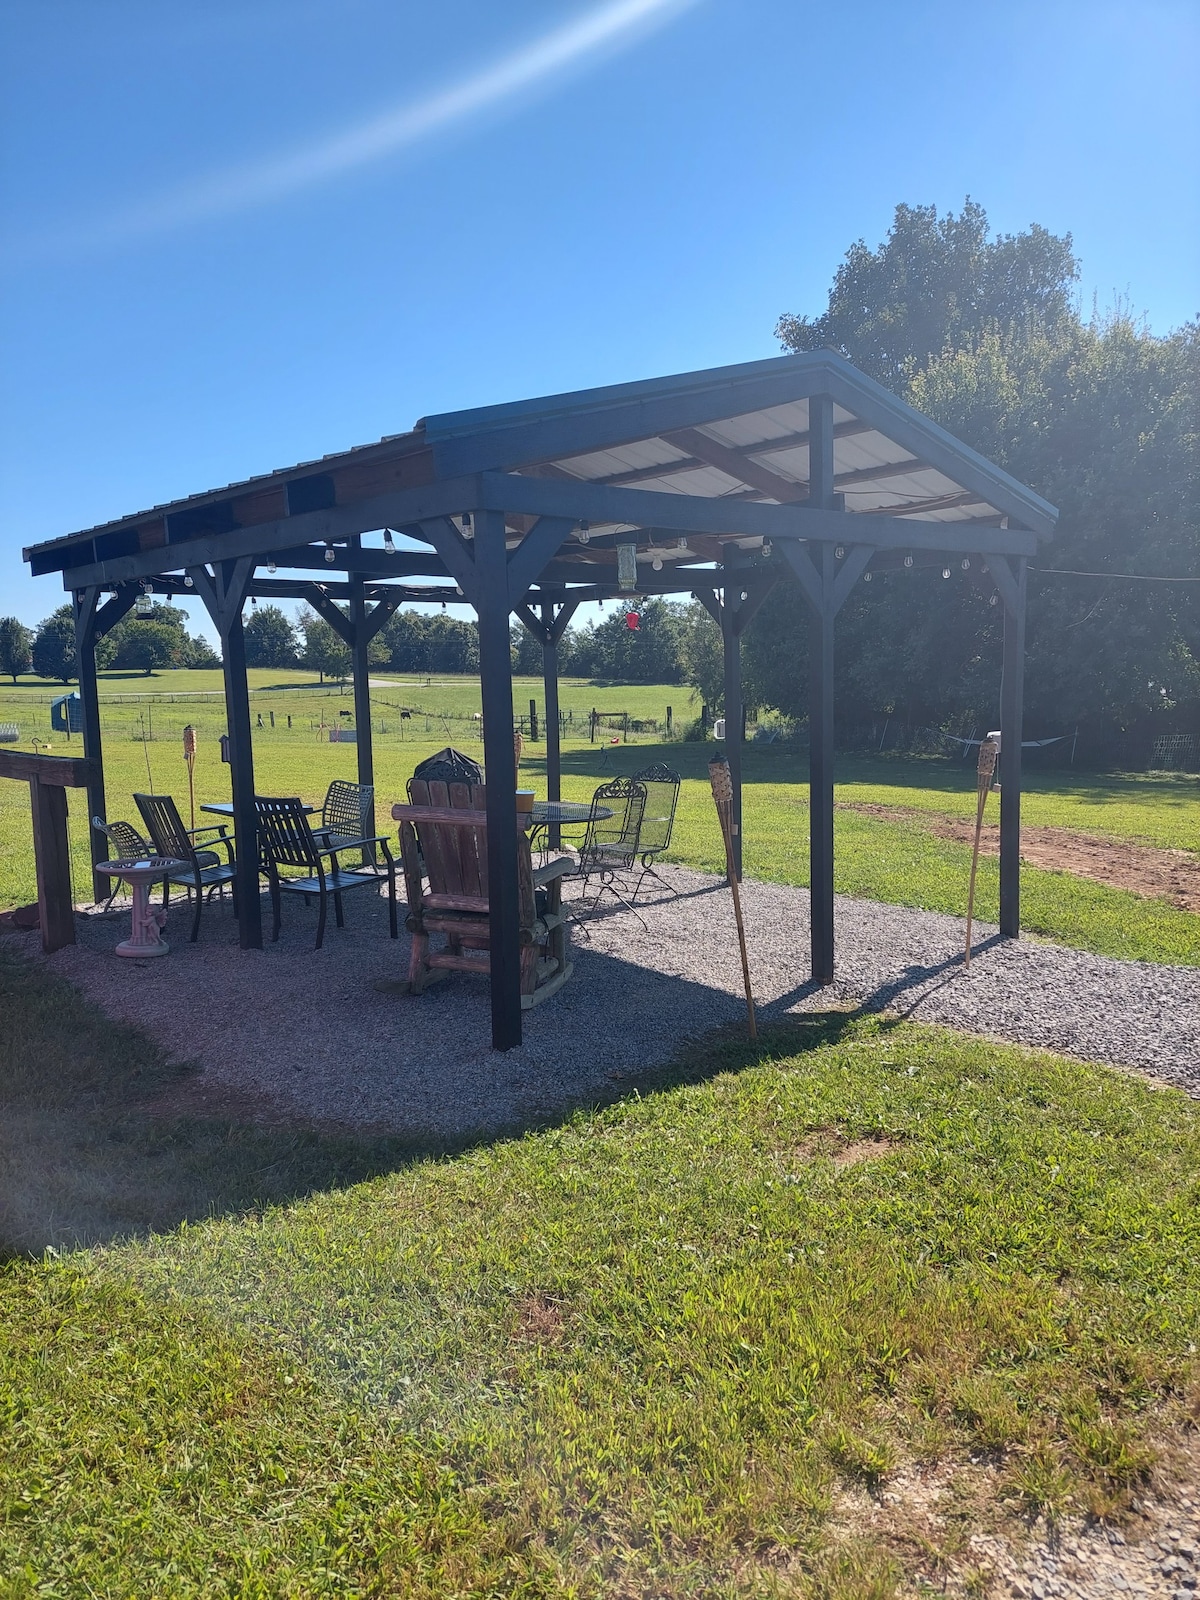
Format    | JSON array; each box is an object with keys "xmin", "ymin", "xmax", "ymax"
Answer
[
  {"xmin": 709, "ymin": 753, "xmax": 757, "ymax": 1039},
  {"xmin": 182, "ymin": 723, "xmax": 197, "ymax": 833},
  {"xmin": 965, "ymin": 734, "xmax": 999, "ymax": 967}
]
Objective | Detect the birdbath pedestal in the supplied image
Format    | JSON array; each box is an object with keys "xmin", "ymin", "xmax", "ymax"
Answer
[{"xmin": 97, "ymin": 858, "xmax": 183, "ymax": 957}]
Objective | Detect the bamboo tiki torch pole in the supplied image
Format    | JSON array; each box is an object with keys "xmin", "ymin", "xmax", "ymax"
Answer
[
  {"xmin": 183, "ymin": 723, "xmax": 197, "ymax": 834},
  {"xmin": 965, "ymin": 736, "xmax": 999, "ymax": 967},
  {"xmin": 709, "ymin": 754, "xmax": 757, "ymax": 1039}
]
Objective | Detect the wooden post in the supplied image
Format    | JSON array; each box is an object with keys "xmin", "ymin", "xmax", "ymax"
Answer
[
  {"xmin": 999, "ymin": 557, "xmax": 1027, "ymax": 938},
  {"xmin": 73, "ymin": 589, "xmax": 108, "ymax": 901},
  {"xmin": 475, "ymin": 509, "xmax": 522, "ymax": 1050},
  {"xmin": 349, "ymin": 568, "xmax": 376, "ymax": 863},
  {"xmin": 720, "ymin": 590, "xmax": 744, "ymax": 881},
  {"xmin": 541, "ymin": 604, "xmax": 562, "ymax": 850},
  {"xmin": 808, "ymin": 544, "xmax": 837, "ymax": 986},
  {"xmin": 192, "ymin": 560, "xmax": 261, "ymax": 949},
  {"xmin": 0, "ymin": 749, "xmax": 99, "ymax": 953}
]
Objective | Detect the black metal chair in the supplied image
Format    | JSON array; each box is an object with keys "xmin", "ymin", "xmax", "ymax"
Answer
[
  {"xmin": 91, "ymin": 815, "xmax": 154, "ymax": 910},
  {"xmin": 629, "ymin": 763, "xmax": 681, "ymax": 900},
  {"xmin": 255, "ymin": 795, "xmax": 397, "ymax": 949},
  {"xmin": 312, "ymin": 779, "xmax": 377, "ymax": 861},
  {"xmin": 134, "ymin": 792, "xmax": 238, "ymax": 942},
  {"xmin": 571, "ymin": 775, "xmax": 648, "ymax": 928}
]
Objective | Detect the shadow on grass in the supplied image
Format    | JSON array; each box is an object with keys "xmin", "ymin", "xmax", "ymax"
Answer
[{"xmin": 0, "ymin": 935, "xmax": 869, "ymax": 1261}]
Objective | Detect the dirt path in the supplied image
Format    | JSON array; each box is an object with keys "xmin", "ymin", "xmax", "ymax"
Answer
[{"xmin": 842, "ymin": 803, "xmax": 1200, "ymax": 913}]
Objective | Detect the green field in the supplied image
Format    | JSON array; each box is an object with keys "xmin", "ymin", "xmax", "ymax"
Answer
[
  {"xmin": 1, "ymin": 669, "xmax": 1197, "ymax": 965},
  {"xmin": 3, "ymin": 943, "xmax": 1199, "ymax": 1596}
]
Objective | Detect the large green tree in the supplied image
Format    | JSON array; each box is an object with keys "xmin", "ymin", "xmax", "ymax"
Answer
[
  {"xmin": 243, "ymin": 604, "xmax": 298, "ymax": 668},
  {"xmin": 297, "ymin": 609, "xmax": 351, "ymax": 683},
  {"xmin": 0, "ymin": 618, "xmax": 33, "ymax": 683},
  {"xmin": 31, "ymin": 606, "xmax": 77, "ymax": 683},
  {"xmin": 753, "ymin": 201, "xmax": 1199, "ymax": 758}
]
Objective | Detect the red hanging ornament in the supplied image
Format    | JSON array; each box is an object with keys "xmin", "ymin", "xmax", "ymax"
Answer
[{"xmin": 625, "ymin": 609, "xmax": 640, "ymax": 631}]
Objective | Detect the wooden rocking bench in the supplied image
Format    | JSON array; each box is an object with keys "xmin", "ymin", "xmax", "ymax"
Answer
[{"xmin": 392, "ymin": 782, "xmax": 573, "ymax": 1009}]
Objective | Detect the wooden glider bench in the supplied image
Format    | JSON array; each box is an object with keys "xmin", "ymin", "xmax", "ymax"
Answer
[{"xmin": 392, "ymin": 787, "xmax": 573, "ymax": 1009}]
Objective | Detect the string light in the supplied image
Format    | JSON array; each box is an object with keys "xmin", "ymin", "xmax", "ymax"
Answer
[
  {"xmin": 183, "ymin": 575, "xmax": 194, "ymax": 588},
  {"xmin": 942, "ymin": 567, "xmax": 951, "ymax": 579},
  {"xmin": 461, "ymin": 512, "xmax": 472, "ymax": 533},
  {"xmin": 989, "ymin": 593, "xmax": 999, "ymax": 606},
  {"xmin": 576, "ymin": 520, "xmax": 590, "ymax": 545},
  {"xmin": 862, "ymin": 571, "xmax": 872, "ymax": 583},
  {"xmin": 652, "ymin": 556, "xmax": 663, "ymax": 571},
  {"xmin": 903, "ymin": 554, "xmax": 914, "ymax": 568},
  {"xmin": 961, "ymin": 558, "xmax": 971, "ymax": 571},
  {"xmin": 382, "ymin": 529, "xmax": 396, "ymax": 554},
  {"xmin": 324, "ymin": 544, "xmax": 335, "ymax": 563},
  {"xmin": 834, "ymin": 544, "xmax": 845, "ymax": 560}
]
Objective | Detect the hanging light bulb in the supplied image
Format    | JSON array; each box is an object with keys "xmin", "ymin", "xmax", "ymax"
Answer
[
  {"xmin": 460, "ymin": 512, "xmax": 472, "ymax": 535},
  {"xmin": 942, "ymin": 567, "xmax": 951, "ymax": 579},
  {"xmin": 863, "ymin": 571, "xmax": 872, "ymax": 583},
  {"xmin": 652, "ymin": 556, "xmax": 663, "ymax": 571},
  {"xmin": 576, "ymin": 520, "xmax": 590, "ymax": 545},
  {"xmin": 441, "ymin": 599, "xmax": 447, "ymax": 610},
  {"xmin": 961, "ymin": 558, "xmax": 971, "ymax": 571},
  {"xmin": 740, "ymin": 590, "xmax": 749, "ymax": 602},
  {"xmin": 267, "ymin": 558, "xmax": 277, "ymax": 575},
  {"xmin": 250, "ymin": 595, "xmax": 257, "ymax": 606},
  {"xmin": 382, "ymin": 529, "xmax": 396, "ymax": 554},
  {"xmin": 903, "ymin": 554, "xmax": 914, "ymax": 568},
  {"xmin": 834, "ymin": 544, "xmax": 845, "ymax": 560},
  {"xmin": 183, "ymin": 575, "xmax": 194, "ymax": 588},
  {"xmin": 324, "ymin": 544, "xmax": 335, "ymax": 563},
  {"xmin": 989, "ymin": 592, "xmax": 999, "ymax": 606}
]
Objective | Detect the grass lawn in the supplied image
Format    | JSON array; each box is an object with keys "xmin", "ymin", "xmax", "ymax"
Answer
[
  {"xmin": 2, "ymin": 944, "xmax": 1199, "ymax": 1597},
  {"xmin": 1, "ymin": 670, "xmax": 1197, "ymax": 966}
]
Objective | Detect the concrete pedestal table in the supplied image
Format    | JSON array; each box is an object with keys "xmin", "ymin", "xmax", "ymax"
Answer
[{"xmin": 96, "ymin": 858, "xmax": 184, "ymax": 957}]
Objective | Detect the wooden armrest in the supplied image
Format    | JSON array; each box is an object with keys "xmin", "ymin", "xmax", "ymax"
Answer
[{"xmin": 532, "ymin": 856, "xmax": 575, "ymax": 886}]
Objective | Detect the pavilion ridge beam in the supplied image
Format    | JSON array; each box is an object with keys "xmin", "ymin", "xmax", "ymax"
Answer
[{"xmin": 586, "ymin": 419, "xmax": 878, "ymax": 489}]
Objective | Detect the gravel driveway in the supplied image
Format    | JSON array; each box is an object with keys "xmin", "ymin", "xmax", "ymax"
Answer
[{"xmin": 27, "ymin": 864, "xmax": 1198, "ymax": 1138}]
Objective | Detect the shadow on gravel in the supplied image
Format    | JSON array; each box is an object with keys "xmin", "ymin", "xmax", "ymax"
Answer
[{"xmin": 1, "ymin": 932, "xmax": 867, "ymax": 1259}]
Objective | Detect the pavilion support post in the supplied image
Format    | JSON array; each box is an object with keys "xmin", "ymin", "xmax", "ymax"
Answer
[
  {"xmin": 191, "ymin": 559, "xmax": 261, "ymax": 949},
  {"xmin": 540, "ymin": 606, "xmax": 563, "ymax": 850},
  {"xmin": 475, "ymin": 509, "xmax": 523, "ymax": 1050},
  {"xmin": 807, "ymin": 545, "xmax": 837, "ymax": 985},
  {"xmin": 72, "ymin": 589, "xmax": 107, "ymax": 901},
  {"xmin": 720, "ymin": 595, "xmax": 744, "ymax": 881},
  {"xmin": 73, "ymin": 583, "xmax": 138, "ymax": 901},
  {"xmin": 998, "ymin": 556, "xmax": 1027, "ymax": 938},
  {"xmin": 348, "ymin": 567, "xmax": 376, "ymax": 862}
]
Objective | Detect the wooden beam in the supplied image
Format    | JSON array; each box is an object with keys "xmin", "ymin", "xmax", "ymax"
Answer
[
  {"xmin": 0, "ymin": 749, "xmax": 99, "ymax": 786},
  {"xmin": 303, "ymin": 585, "xmax": 355, "ymax": 645},
  {"xmin": 662, "ymin": 427, "xmax": 809, "ymax": 502}
]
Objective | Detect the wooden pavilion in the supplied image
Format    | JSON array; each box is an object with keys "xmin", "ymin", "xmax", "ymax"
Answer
[{"xmin": 23, "ymin": 351, "xmax": 1057, "ymax": 1049}]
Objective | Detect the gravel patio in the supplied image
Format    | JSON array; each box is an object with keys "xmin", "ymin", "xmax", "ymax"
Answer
[{"xmin": 26, "ymin": 865, "xmax": 1199, "ymax": 1139}]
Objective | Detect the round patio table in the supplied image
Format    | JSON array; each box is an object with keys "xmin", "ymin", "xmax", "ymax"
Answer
[
  {"xmin": 96, "ymin": 858, "xmax": 184, "ymax": 958},
  {"xmin": 529, "ymin": 800, "xmax": 611, "ymax": 827}
]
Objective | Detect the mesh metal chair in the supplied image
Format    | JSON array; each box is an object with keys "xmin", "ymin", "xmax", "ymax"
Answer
[
  {"xmin": 572, "ymin": 775, "xmax": 648, "ymax": 927},
  {"xmin": 91, "ymin": 815, "xmax": 154, "ymax": 910},
  {"xmin": 312, "ymin": 780, "xmax": 378, "ymax": 862},
  {"xmin": 629, "ymin": 763, "xmax": 681, "ymax": 900},
  {"xmin": 255, "ymin": 795, "xmax": 397, "ymax": 949},
  {"xmin": 134, "ymin": 792, "xmax": 238, "ymax": 942}
]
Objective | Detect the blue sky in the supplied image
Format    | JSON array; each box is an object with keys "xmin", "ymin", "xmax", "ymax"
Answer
[{"xmin": 1, "ymin": 0, "xmax": 1196, "ymax": 643}]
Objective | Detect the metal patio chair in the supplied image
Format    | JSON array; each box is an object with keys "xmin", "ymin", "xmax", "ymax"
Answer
[
  {"xmin": 255, "ymin": 795, "xmax": 397, "ymax": 949},
  {"xmin": 629, "ymin": 763, "xmax": 681, "ymax": 900},
  {"xmin": 571, "ymin": 775, "xmax": 648, "ymax": 928},
  {"xmin": 134, "ymin": 792, "xmax": 238, "ymax": 942}
]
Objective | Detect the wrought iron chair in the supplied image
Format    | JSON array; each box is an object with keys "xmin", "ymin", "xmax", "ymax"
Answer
[
  {"xmin": 91, "ymin": 815, "xmax": 154, "ymax": 910},
  {"xmin": 571, "ymin": 775, "xmax": 648, "ymax": 928},
  {"xmin": 629, "ymin": 763, "xmax": 681, "ymax": 900},
  {"xmin": 133, "ymin": 792, "xmax": 238, "ymax": 942},
  {"xmin": 255, "ymin": 795, "xmax": 397, "ymax": 949}
]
